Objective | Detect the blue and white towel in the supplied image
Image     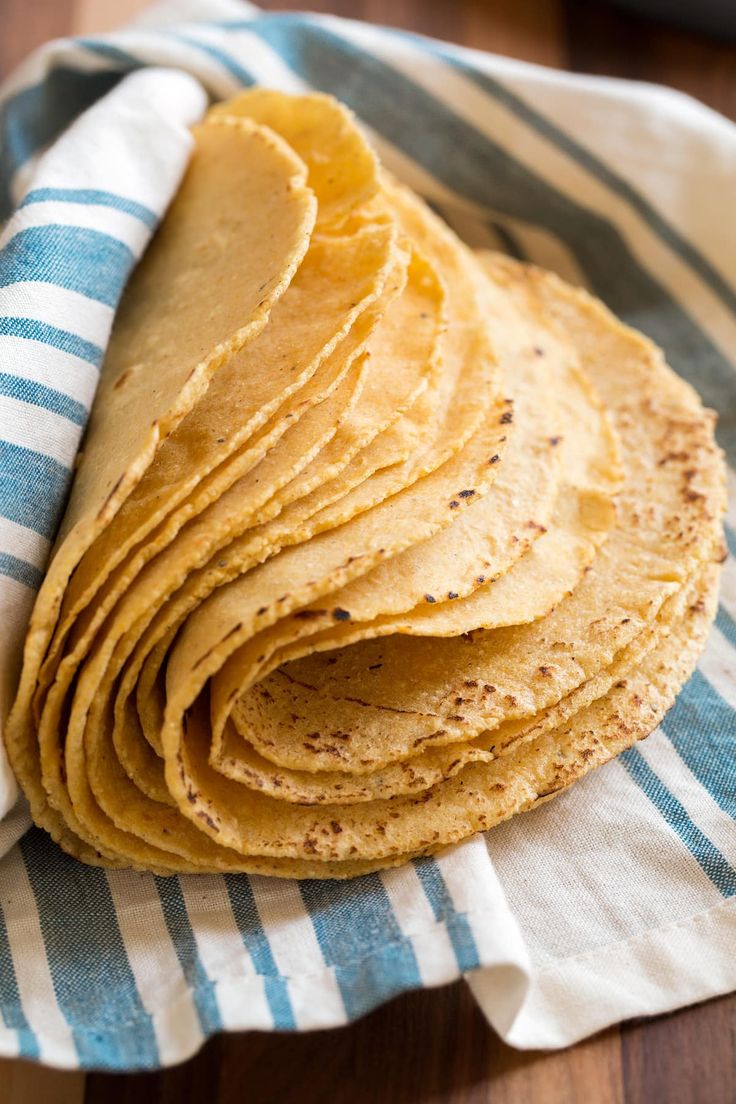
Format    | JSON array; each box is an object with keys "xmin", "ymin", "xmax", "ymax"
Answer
[{"xmin": 0, "ymin": 0, "xmax": 734, "ymax": 1071}]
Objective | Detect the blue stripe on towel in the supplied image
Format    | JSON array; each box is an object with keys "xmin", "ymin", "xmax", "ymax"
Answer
[
  {"xmin": 0, "ymin": 317, "xmax": 103, "ymax": 365},
  {"xmin": 224, "ymin": 874, "xmax": 296, "ymax": 1028},
  {"xmin": 488, "ymin": 220, "xmax": 525, "ymax": 261},
  {"xmin": 724, "ymin": 522, "xmax": 736, "ymax": 559},
  {"xmin": 716, "ymin": 604, "xmax": 736, "ymax": 650},
  {"xmin": 20, "ymin": 829, "xmax": 159, "ymax": 1068},
  {"xmin": 299, "ymin": 874, "xmax": 422, "ymax": 1020},
  {"xmin": 171, "ymin": 34, "xmax": 256, "ymax": 86},
  {"xmin": 75, "ymin": 39, "xmax": 146, "ymax": 72},
  {"xmin": 0, "ymin": 552, "xmax": 44, "ymax": 590},
  {"xmin": 21, "ymin": 187, "xmax": 159, "ymax": 230},
  {"xmin": 0, "ymin": 440, "xmax": 71, "ymax": 538},
  {"xmin": 661, "ymin": 669, "xmax": 736, "ymax": 821},
  {"xmin": 621, "ymin": 747, "xmax": 736, "ymax": 895},
  {"xmin": 0, "ymin": 903, "xmax": 40, "ymax": 1061},
  {"xmin": 0, "ymin": 226, "xmax": 136, "ymax": 308},
  {"xmin": 0, "ymin": 373, "xmax": 87, "ymax": 426},
  {"xmin": 413, "ymin": 858, "xmax": 481, "ymax": 972},
  {"xmin": 153, "ymin": 876, "xmax": 222, "ymax": 1034}
]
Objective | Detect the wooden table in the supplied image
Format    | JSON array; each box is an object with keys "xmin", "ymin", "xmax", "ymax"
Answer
[{"xmin": 1, "ymin": 1, "xmax": 735, "ymax": 1100}]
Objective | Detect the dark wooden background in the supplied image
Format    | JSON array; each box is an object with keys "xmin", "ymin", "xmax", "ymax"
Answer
[{"xmin": 1, "ymin": 0, "xmax": 735, "ymax": 1100}]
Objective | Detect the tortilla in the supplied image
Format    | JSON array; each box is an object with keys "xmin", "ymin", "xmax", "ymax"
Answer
[
  {"xmin": 74, "ymin": 552, "xmax": 719, "ymax": 875},
  {"xmin": 38, "ymin": 223, "xmax": 401, "ymax": 696},
  {"xmin": 244, "ymin": 256, "xmax": 725, "ymax": 774},
  {"xmin": 84, "ymin": 262, "xmax": 719, "ymax": 865},
  {"xmin": 4, "ymin": 92, "xmax": 725, "ymax": 880},
  {"xmin": 164, "ymin": 555, "xmax": 721, "ymax": 864},
  {"xmin": 208, "ymin": 89, "xmax": 379, "ymax": 226},
  {"xmin": 218, "ymin": 554, "xmax": 702, "ymax": 803},
  {"xmin": 33, "ymin": 94, "xmax": 387, "ymax": 704},
  {"xmin": 107, "ymin": 180, "xmax": 507, "ymax": 771},
  {"xmin": 25, "ymin": 159, "xmax": 508, "ymax": 868},
  {"xmin": 7, "ymin": 114, "xmax": 316, "ymax": 829},
  {"xmin": 113, "ymin": 244, "xmax": 447, "ymax": 766}
]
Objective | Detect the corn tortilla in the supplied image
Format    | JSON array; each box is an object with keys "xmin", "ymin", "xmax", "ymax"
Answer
[{"xmin": 5, "ymin": 93, "xmax": 725, "ymax": 880}]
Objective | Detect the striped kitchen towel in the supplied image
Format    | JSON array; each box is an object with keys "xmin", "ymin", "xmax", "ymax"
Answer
[{"xmin": 0, "ymin": 0, "xmax": 734, "ymax": 1071}]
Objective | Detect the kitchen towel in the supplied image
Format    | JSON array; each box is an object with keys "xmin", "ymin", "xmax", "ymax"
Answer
[{"xmin": 0, "ymin": 0, "xmax": 734, "ymax": 1070}]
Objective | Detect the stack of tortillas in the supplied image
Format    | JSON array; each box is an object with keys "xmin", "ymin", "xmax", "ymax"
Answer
[{"xmin": 6, "ymin": 91, "xmax": 726, "ymax": 878}]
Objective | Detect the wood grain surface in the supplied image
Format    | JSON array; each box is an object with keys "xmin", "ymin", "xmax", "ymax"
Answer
[{"xmin": 0, "ymin": 1, "xmax": 735, "ymax": 1100}]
